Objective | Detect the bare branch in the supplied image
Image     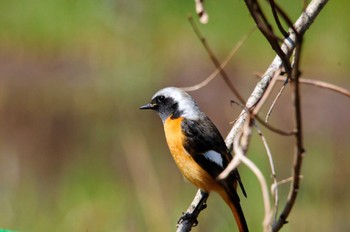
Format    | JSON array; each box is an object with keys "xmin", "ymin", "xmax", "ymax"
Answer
[
  {"xmin": 266, "ymin": 78, "xmax": 288, "ymax": 123},
  {"xmin": 244, "ymin": 0, "xmax": 292, "ymax": 77},
  {"xmin": 271, "ymin": 175, "xmax": 304, "ymax": 194},
  {"xmin": 255, "ymin": 116, "xmax": 294, "ymax": 136},
  {"xmin": 272, "ymin": 34, "xmax": 304, "ymax": 232},
  {"xmin": 182, "ymin": 28, "xmax": 255, "ymax": 92},
  {"xmin": 276, "ymin": 76, "xmax": 350, "ymax": 98},
  {"xmin": 255, "ymin": 123, "xmax": 279, "ymax": 221},
  {"xmin": 187, "ymin": 16, "xmax": 246, "ymax": 104},
  {"xmin": 229, "ymin": 100, "xmax": 294, "ymax": 136},
  {"xmin": 251, "ymin": 69, "xmax": 281, "ymax": 116},
  {"xmin": 235, "ymin": 138, "xmax": 273, "ymax": 232},
  {"xmin": 231, "ymin": 120, "xmax": 272, "ymax": 232},
  {"xmin": 225, "ymin": 0, "xmax": 329, "ymax": 148},
  {"xmin": 266, "ymin": 75, "xmax": 350, "ymax": 123},
  {"xmin": 268, "ymin": 0, "xmax": 288, "ymax": 37}
]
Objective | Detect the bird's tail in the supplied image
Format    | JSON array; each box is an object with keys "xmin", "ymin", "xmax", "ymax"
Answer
[{"xmin": 218, "ymin": 183, "xmax": 249, "ymax": 232}]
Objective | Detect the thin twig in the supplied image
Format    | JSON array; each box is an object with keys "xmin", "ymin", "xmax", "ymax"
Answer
[
  {"xmin": 182, "ymin": 28, "xmax": 255, "ymax": 92},
  {"xmin": 251, "ymin": 69, "xmax": 295, "ymax": 136},
  {"xmin": 234, "ymin": 120, "xmax": 272, "ymax": 232},
  {"xmin": 255, "ymin": 123, "xmax": 279, "ymax": 221},
  {"xmin": 268, "ymin": 0, "xmax": 300, "ymax": 41},
  {"xmin": 276, "ymin": 77, "xmax": 350, "ymax": 98},
  {"xmin": 256, "ymin": 116, "xmax": 294, "ymax": 136},
  {"xmin": 271, "ymin": 175, "xmax": 304, "ymax": 194},
  {"xmin": 252, "ymin": 69, "xmax": 281, "ymax": 116},
  {"xmin": 229, "ymin": 99, "xmax": 294, "ymax": 137},
  {"xmin": 268, "ymin": 0, "xmax": 289, "ymax": 37},
  {"xmin": 187, "ymin": 16, "xmax": 246, "ymax": 104},
  {"xmin": 266, "ymin": 78, "xmax": 288, "ymax": 123},
  {"xmin": 266, "ymin": 74, "xmax": 350, "ymax": 123}
]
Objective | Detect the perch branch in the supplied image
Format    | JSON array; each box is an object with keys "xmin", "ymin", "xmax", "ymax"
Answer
[{"xmin": 176, "ymin": 189, "xmax": 209, "ymax": 232}]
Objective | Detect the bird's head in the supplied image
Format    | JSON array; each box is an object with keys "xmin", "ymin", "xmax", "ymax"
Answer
[{"xmin": 140, "ymin": 87, "xmax": 202, "ymax": 123}]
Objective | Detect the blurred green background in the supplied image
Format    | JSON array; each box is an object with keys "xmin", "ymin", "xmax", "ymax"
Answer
[{"xmin": 0, "ymin": 0, "xmax": 349, "ymax": 231}]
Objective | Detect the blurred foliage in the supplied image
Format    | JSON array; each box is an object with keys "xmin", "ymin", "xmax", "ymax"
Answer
[{"xmin": 0, "ymin": 0, "xmax": 349, "ymax": 231}]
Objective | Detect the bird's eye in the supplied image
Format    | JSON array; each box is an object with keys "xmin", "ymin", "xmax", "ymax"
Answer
[{"xmin": 157, "ymin": 95, "xmax": 165, "ymax": 103}]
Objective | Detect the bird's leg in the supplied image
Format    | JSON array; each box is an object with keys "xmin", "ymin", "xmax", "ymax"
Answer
[{"xmin": 177, "ymin": 200, "xmax": 208, "ymax": 227}]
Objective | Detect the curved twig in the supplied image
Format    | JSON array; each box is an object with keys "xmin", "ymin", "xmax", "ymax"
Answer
[
  {"xmin": 187, "ymin": 16, "xmax": 246, "ymax": 104},
  {"xmin": 277, "ymin": 77, "xmax": 350, "ymax": 98},
  {"xmin": 182, "ymin": 28, "xmax": 255, "ymax": 92}
]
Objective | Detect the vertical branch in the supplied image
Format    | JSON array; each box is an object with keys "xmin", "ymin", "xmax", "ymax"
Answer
[
  {"xmin": 272, "ymin": 41, "xmax": 305, "ymax": 231},
  {"xmin": 255, "ymin": 124, "xmax": 279, "ymax": 221}
]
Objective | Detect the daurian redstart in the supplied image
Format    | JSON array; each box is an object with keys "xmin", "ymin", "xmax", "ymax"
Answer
[{"xmin": 140, "ymin": 87, "xmax": 248, "ymax": 232}]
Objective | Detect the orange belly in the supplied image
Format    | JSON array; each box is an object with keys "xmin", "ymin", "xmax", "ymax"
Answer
[{"xmin": 163, "ymin": 117, "xmax": 220, "ymax": 192}]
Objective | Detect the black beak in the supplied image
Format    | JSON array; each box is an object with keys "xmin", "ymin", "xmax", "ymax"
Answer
[{"xmin": 139, "ymin": 103, "xmax": 155, "ymax": 110}]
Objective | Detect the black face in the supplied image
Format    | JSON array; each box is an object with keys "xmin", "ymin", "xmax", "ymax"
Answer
[
  {"xmin": 151, "ymin": 95, "xmax": 166, "ymax": 111},
  {"xmin": 140, "ymin": 95, "xmax": 181, "ymax": 121}
]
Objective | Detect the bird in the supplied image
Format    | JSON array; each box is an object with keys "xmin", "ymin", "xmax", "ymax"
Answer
[{"xmin": 140, "ymin": 87, "xmax": 248, "ymax": 232}]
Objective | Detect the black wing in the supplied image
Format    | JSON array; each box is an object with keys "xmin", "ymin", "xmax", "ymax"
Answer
[
  {"xmin": 182, "ymin": 117, "xmax": 247, "ymax": 197},
  {"xmin": 181, "ymin": 117, "xmax": 231, "ymax": 177}
]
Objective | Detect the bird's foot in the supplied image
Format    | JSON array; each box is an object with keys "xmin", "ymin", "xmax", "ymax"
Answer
[
  {"xmin": 177, "ymin": 212, "xmax": 199, "ymax": 227},
  {"xmin": 177, "ymin": 203, "xmax": 207, "ymax": 227}
]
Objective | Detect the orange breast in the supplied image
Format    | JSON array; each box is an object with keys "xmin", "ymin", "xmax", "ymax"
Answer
[{"xmin": 163, "ymin": 117, "xmax": 220, "ymax": 192}]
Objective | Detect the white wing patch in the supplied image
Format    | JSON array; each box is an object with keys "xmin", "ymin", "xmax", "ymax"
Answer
[{"xmin": 204, "ymin": 150, "xmax": 223, "ymax": 167}]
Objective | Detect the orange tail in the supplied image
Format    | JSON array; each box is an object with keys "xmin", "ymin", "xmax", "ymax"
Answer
[{"xmin": 218, "ymin": 187, "xmax": 249, "ymax": 232}]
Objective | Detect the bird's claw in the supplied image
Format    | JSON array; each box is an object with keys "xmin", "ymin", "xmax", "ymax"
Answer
[
  {"xmin": 200, "ymin": 202, "xmax": 207, "ymax": 210},
  {"xmin": 177, "ymin": 212, "xmax": 199, "ymax": 227}
]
